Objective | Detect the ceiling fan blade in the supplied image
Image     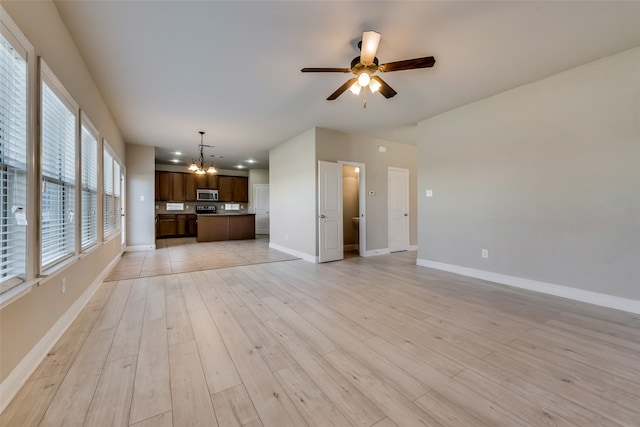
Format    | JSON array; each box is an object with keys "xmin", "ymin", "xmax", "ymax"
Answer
[
  {"xmin": 360, "ymin": 31, "xmax": 381, "ymax": 66},
  {"xmin": 301, "ymin": 67, "xmax": 351, "ymax": 73},
  {"xmin": 379, "ymin": 56, "xmax": 436, "ymax": 72},
  {"xmin": 327, "ymin": 77, "xmax": 357, "ymax": 100},
  {"xmin": 371, "ymin": 76, "xmax": 397, "ymax": 99}
]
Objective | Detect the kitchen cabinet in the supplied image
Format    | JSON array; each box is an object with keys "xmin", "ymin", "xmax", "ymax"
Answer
[
  {"xmin": 233, "ymin": 177, "xmax": 248, "ymax": 202},
  {"xmin": 196, "ymin": 214, "xmax": 255, "ymax": 242},
  {"xmin": 157, "ymin": 172, "xmax": 172, "ymax": 201},
  {"xmin": 228, "ymin": 214, "xmax": 255, "ymax": 240},
  {"xmin": 156, "ymin": 214, "xmax": 177, "ymax": 238},
  {"xmin": 156, "ymin": 172, "xmax": 185, "ymax": 201},
  {"xmin": 218, "ymin": 176, "xmax": 234, "ymax": 202},
  {"xmin": 184, "ymin": 173, "xmax": 199, "ymax": 202},
  {"xmin": 197, "ymin": 215, "xmax": 229, "ymax": 242},
  {"xmin": 171, "ymin": 173, "xmax": 184, "ymax": 201},
  {"xmin": 184, "ymin": 173, "xmax": 216, "ymax": 201},
  {"xmin": 218, "ymin": 176, "xmax": 248, "ymax": 202},
  {"xmin": 207, "ymin": 174, "xmax": 218, "ymax": 190},
  {"xmin": 157, "ymin": 171, "xmax": 220, "ymax": 202},
  {"xmin": 156, "ymin": 214, "xmax": 197, "ymax": 238}
]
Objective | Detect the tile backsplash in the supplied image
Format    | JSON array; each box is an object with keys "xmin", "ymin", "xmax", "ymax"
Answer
[{"xmin": 155, "ymin": 202, "xmax": 245, "ymax": 214}]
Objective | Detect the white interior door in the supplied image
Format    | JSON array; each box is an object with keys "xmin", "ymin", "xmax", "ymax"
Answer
[
  {"xmin": 254, "ymin": 184, "xmax": 269, "ymax": 234},
  {"xmin": 388, "ymin": 167, "xmax": 409, "ymax": 252},
  {"xmin": 318, "ymin": 161, "xmax": 343, "ymax": 262}
]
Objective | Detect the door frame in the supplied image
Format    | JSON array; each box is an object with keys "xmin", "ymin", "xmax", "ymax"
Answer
[{"xmin": 339, "ymin": 161, "xmax": 366, "ymax": 257}]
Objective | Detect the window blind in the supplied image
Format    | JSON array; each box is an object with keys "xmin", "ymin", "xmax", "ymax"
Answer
[
  {"xmin": 103, "ymin": 148, "xmax": 113, "ymax": 237},
  {"xmin": 81, "ymin": 123, "xmax": 98, "ymax": 249},
  {"xmin": 41, "ymin": 81, "xmax": 76, "ymax": 268},
  {"xmin": 0, "ymin": 32, "xmax": 28, "ymax": 288},
  {"xmin": 113, "ymin": 160, "xmax": 121, "ymax": 231}
]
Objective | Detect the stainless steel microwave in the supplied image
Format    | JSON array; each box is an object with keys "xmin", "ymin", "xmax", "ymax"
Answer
[{"xmin": 196, "ymin": 189, "xmax": 218, "ymax": 201}]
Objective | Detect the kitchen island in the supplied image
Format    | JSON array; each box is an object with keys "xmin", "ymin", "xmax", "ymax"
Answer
[{"xmin": 196, "ymin": 213, "xmax": 255, "ymax": 242}]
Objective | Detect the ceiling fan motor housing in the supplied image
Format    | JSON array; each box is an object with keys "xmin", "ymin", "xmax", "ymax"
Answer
[{"xmin": 351, "ymin": 56, "xmax": 379, "ymax": 75}]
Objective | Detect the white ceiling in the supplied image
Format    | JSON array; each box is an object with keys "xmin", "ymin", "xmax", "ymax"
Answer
[{"xmin": 53, "ymin": 1, "xmax": 640, "ymax": 170}]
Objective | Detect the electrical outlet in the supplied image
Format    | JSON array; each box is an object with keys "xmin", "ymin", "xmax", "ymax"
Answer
[
  {"xmin": 481, "ymin": 249, "xmax": 489, "ymax": 259},
  {"xmin": 61, "ymin": 277, "xmax": 66, "ymax": 293},
  {"xmin": 426, "ymin": 189, "xmax": 433, "ymax": 197}
]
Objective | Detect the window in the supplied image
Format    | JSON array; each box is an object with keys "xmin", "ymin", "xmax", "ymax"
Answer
[
  {"xmin": 81, "ymin": 116, "xmax": 98, "ymax": 249},
  {"xmin": 103, "ymin": 148, "xmax": 113, "ymax": 237},
  {"xmin": 40, "ymin": 61, "xmax": 77, "ymax": 269},
  {"xmin": 0, "ymin": 27, "xmax": 28, "ymax": 290}
]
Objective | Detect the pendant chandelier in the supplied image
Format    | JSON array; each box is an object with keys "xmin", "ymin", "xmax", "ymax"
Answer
[{"xmin": 188, "ymin": 131, "xmax": 217, "ymax": 175}]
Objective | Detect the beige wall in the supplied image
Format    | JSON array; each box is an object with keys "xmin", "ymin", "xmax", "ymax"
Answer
[
  {"xmin": 316, "ymin": 128, "xmax": 418, "ymax": 251},
  {"xmin": 269, "ymin": 127, "xmax": 417, "ymax": 257},
  {"xmin": 1, "ymin": 1, "xmax": 125, "ymax": 384},
  {"xmin": 269, "ymin": 128, "xmax": 317, "ymax": 258},
  {"xmin": 126, "ymin": 144, "xmax": 156, "ymax": 248},
  {"xmin": 416, "ymin": 46, "xmax": 640, "ymax": 300}
]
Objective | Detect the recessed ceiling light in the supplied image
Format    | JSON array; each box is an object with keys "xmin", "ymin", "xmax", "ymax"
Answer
[
  {"xmin": 170, "ymin": 159, "xmax": 180, "ymax": 163},
  {"xmin": 246, "ymin": 159, "xmax": 257, "ymax": 164},
  {"xmin": 174, "ymin": 151, "xmax": 182, "ymax": 155},
  {"xmin": 236, "ymin": 165, "xmax": 245, "ymax": 169}
]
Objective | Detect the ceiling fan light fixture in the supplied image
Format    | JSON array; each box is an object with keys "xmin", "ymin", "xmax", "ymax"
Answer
[
  {"xmin": 369, "ymin": 78, "xmax": 381, "ymax": 93},
  {"xmin": 349, "ymin": 81, "xmax": 362, "ymax": 95},
  {"xmin": 357, "ymin": 72, "xmax": 371, "ymax": 87},
  {"xmin": 360, "ymin": 31, "xmax": 381, "ymax": 65}
]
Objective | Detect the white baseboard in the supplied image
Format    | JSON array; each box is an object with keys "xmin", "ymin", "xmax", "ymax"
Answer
[
  {"xmin": 268, "ymin": 242, "xmax": 317, "ymax": 263},
  {"xmin": 416, "ymin": 258, "xmax": 640, "ymax": 315},
  {"xmin": 0, "ymin": 253, "xmax": 123, "ymax": 413},
  {"xmin": 125, "ymin": 244, "xmax": 156, "ymax": 252}
]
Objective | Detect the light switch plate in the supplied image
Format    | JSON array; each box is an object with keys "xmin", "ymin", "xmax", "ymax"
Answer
[{"xmin": 426, "ymin": 190, "xmax": 433, "ymax": 197}]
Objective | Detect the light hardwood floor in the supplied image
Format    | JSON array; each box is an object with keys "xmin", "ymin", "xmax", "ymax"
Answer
[
  {"xmin": 2, "ymin": 249, "xmax": 640, "ymax": 426},
  {"xmin": 106, "ymin": 237, "xmax": 298, "ymax": 281}
]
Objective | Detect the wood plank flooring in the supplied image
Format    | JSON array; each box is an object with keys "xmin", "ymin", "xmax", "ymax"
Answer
[{"xmin": 3, "ymin": 249, "xmax": 640, "ymax": 426}]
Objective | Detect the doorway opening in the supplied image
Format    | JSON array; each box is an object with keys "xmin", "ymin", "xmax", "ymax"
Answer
[{"xmin": 341, "ymin": 161, "xmax": 365, "ymax": 258}]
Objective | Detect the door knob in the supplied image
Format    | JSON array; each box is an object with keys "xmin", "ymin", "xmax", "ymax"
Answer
[
  {"xmin": 320, "ymin": 214, "xmax": 326, "ymax": 218},
  {"xmin": 404, "ymin": 213, "xmax": 408, "ymax": 216}
]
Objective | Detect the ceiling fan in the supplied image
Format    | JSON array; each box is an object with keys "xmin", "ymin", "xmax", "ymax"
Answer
[{"xmin": 301, "ymin": 31, "xmax": 436, "ymax": 101}]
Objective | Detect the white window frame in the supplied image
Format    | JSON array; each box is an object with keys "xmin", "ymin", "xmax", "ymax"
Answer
[
  {"xmin": 39, "ymin": 59, "xmax": 79, "ymax": 272},
  {"xmin": 0, "ymin": 6, "xmax": 35, "ymax": 297},
  {"xmin": 80, "ymin": 112, "xmax": 99, "ymax": 251},
  {"xmin": 103, "ymin": 141, "xmax": 122, "ymax": 241}
]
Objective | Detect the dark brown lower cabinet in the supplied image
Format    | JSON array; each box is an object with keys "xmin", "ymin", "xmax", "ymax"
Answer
[
  {"xmin": 156, "ymin": 214, "xmax": 197, "ymax": 238},
  {"xmin": 228, "ymin": 215, "xmax": 255, "ymax": 240},
  {"xmin": 197, "ymin": 214, "xmax": 255, "ymax": 242}
]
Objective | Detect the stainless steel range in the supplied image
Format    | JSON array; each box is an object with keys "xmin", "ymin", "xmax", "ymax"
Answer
[{"xmin": 195, "ymin": 205, "xmax": 217, "ymax": 214}]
